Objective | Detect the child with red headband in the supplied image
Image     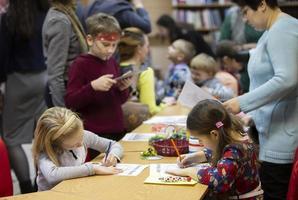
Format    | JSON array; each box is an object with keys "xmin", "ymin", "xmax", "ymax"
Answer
[
  {"xmin": 167, "ymin": 100, "xmax": 263, "ymax": 199},
  {"xmin": 65, "ymin": 13, "xmax": 132, "ymax": 160}
]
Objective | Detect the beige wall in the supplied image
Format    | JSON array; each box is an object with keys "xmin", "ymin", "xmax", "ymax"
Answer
[
  {"xmin": 143, "ymin": 0, "xmax": 172, "ymax": 78},
  {"xmin": 142, "ymin": 0, "xmax": 172, "ymax": 35}
]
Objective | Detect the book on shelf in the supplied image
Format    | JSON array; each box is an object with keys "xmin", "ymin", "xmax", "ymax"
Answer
[
  {"xmin": 173, "ymin": 9, "xmax": 222, "ymax": 30},
  {"xmin": 172, "ymin": 0, "xmax": 231, "ymax": 6}
]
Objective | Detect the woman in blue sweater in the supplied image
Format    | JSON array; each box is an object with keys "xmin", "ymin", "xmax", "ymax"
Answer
[
  {"xmin": 223, "ymin": 0, "xmax": 298, "ymax": 199},
  {"xmin": 0, "ymin": 0, "xmax": 49, "ymax": 193}
]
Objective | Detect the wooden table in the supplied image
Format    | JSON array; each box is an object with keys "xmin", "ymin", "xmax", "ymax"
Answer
[
  {"xmin": 0, "ymin": 191, "xmax": 87, "ymax": 200},
  {"xmin": 3, "ymin": 104, "xmax": 208, "ymax": 200},
  {"xmin": 52, "ymin": 150, "xmax": 208, "ymax": 200},
  {"xmin": 51, "ymin": 104, "xmax": 208, "ymax": 200}
]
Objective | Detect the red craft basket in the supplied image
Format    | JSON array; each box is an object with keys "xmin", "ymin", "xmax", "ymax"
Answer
[{"xmin": 152, "ymin": 139, "xmax": 189, "ymax": 157}]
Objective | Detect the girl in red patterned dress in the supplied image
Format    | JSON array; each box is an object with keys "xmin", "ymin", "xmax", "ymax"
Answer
[{"xmin": 167, "ymin": 99, "xmax": 263, "ymax": 199}]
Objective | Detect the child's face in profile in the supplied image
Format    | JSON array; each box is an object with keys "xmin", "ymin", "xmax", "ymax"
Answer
[
  {"xmin": 167, "ymin": 42, "xmax": 184, "ymax": 63},
  {"xmin": 61, "ymin": 130, "xmax": 84, "ymax": 151},
  {"xmin": 87, "ymin": 33, "xmax": 120, "ymax": 60},
  {"xmin": 189, "ymin": 129, "xmax": 218, "ymax": 153},
  {"xmin": 190, "ymin": 67, "xmax": 212, "ymax": 85}
]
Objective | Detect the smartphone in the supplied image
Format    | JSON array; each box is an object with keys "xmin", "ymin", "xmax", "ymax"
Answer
[{"xmin": 114, "ymin": 70, "xmax": 133, "ymax": 81}]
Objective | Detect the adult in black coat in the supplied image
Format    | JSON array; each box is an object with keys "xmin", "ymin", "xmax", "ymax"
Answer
[
  {"xmin": 77, "ymin": 0, "xmax": 151, "ymax": 33},
  {"xmin": 156, "ymin": 14, "xmax": 215, "ymax": 58}
]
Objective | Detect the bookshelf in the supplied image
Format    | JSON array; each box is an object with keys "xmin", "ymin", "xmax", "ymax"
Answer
[
  {"xmin": 279, "ymin": 1, "xmax": 298, "ymax": 18},
  {"xmin": 172, "ymin": 1, "xmax": 233, "ymax": 34},
  {"xmin": 172, "ymin": 3, "xmax": 233, "ymax": 9},
  {"xmin": 172, "ymin": 0, "xmax": 298, "ymax": 34}
]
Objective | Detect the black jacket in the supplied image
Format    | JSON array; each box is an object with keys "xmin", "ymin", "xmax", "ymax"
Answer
[{"xmin": 77, "ymin": 0, "xmax": 151, "ymax": 33}]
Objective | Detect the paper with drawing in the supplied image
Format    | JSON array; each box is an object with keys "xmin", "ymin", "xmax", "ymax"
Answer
[{"xmin": 144, "ymin": 164, "xmax": 197, "ymax": 185}]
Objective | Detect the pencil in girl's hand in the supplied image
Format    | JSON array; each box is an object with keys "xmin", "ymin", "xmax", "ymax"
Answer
[{"xmin": 170, "ymin": 139, "xmax": 181, "ymax": 162}]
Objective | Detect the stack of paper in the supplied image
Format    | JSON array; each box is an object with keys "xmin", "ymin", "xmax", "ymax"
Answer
[
  {"xmin": 122, "ymin": 133, "xmax": 156, "ymax": 141},
  {"xmin": 143, "ymin": 116, "xmax": 187, "ymax": 126}
]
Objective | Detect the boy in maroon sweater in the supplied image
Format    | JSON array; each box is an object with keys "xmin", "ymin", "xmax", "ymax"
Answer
[{"xmin": 65, "ymin": 13, "xmax": 132, "ymax": 159}]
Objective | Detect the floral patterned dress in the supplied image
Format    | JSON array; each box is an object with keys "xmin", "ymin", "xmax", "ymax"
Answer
[{"xmin": 198, "ymin": 141, "xmax": 261, "ymax": 199}]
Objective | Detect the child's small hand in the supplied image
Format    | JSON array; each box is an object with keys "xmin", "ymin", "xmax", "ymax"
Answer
[
  {"xmin": 93, "ymin": 164, "xmax": 123, "ymax": 175},
  {"xmin": 177, "ymin": 152, "xmax": 202, "ymax": 168},
  {"xmin": 117, "ymin": 77, "xmax": 133, "ymax": 91},
  {"xmin": 166, "ymin": 167, "xmax": 198, "ymax": 181},
  {"xmin": 101, "ymin": 153, "xmax": 118, "ymax": 167},
  {"xmin": 237, "ymin": 112, "xmax": 252, "ymax": 126},
  {"xmin": 91, "ymin": 74, "xmax": 116, "ymax": 91}
]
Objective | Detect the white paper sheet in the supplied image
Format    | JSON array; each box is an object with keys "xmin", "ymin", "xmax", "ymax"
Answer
[
  {"xmin": 177, "ymin": 80, "xmax": 216, "ymax": 108},
  {"xmin": 149, "ymin": 163, "xmax": 210, "ymax": 176},
  {"xmin": 116, "ymin": 164, "xmax": 148, "ymax": 176},
  {"xmin": 122, "ymin": 133, "xmax": 156, "ymax": 141},
  {"xmin": 143, "ymin": 115, "xmax": 187, "ymax": 126}
]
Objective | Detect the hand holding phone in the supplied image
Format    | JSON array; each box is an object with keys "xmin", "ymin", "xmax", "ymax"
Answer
[{"xmin": 114, "ymin": 70, "xmax": 133, "ymax": 81}]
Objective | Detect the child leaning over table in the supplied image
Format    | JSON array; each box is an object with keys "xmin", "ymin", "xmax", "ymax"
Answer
[
  {"xmin": 32, "ymin": 107, "xmax": 123, "ymax": 191},
  {"xmin": 65, "ymin": 13, "xmax": 132, "ymax": 160},
  {"xmin": 167, "ymin": 100, "xmax": 263, "ymax": 200},
  {"xmin": 190, "ymin": 53, "xmax": 235, "ymax": 102}
]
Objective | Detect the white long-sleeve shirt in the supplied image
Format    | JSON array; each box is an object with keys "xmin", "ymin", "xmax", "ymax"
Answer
[{"xmin": 36, "ymin": 130, "xmax": 123, "ymax": 191}]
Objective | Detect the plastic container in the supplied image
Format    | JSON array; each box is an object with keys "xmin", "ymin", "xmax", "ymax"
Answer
[{"xmin": 152, "ymin": 139, "xmax": 189, "ymax": 157}]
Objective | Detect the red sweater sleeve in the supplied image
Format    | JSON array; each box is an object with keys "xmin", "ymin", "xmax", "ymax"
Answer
[
  {"xmin": 65, "ymin": 57, "xmax": 129, "ymax": 110},
  {"xmin": 65, "ymin": 59, "xmax": 96, "ymax": 110}
]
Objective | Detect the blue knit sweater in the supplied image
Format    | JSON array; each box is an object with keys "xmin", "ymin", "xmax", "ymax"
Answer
[{"xmin": 238, "ymin": 15, "xmax": 298, "ymax": 164}]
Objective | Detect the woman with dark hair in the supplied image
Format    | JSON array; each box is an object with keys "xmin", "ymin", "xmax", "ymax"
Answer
[
  {"xmin": 0, "ymin": 0, "xmax": 49, "ymax": 193},
  {"xmin": 156, "ymin": 14, "xmax": 215, "ymax": 58},
  {"xmin": 223, "ymin": 0, "xmax": 298, "ymax": 199},
  {"xmin": 43, "ymin": 0, "xmax": 88, "ymax": 107}
]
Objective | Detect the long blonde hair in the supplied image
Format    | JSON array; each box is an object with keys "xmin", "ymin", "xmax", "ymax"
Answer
[{"xmin": 32, "ymin": 107, "xmax": 83, "ymax": 166}]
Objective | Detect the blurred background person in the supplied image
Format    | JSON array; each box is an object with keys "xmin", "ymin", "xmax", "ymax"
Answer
[
  {"xmin": 156, "ymin": 14, "xmax": 215, "ymax": 58},
  {"xmin": 0, "ymin": 0, "xmax": 49, "ymax": 193},
  {"xmin": 77, "ymin": 0, "xmax": 151, "ymax": 34},
  {"xmin": 43, "ymin": 0, "xmax": 88, "ymax": 107}
]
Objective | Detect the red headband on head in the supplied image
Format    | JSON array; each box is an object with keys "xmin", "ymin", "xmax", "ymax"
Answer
[{"xmin": 95, "ymin": 32, "xmax": 120, "ymax": 42}]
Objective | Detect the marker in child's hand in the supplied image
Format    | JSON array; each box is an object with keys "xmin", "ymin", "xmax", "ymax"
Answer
[
  {"xmin": 171, "ymin": 139, "xmax": 181, "ymax": 162},
  {"xmin": 104, "ymin": 141, "xmax": 112, "ymax": 164}
]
